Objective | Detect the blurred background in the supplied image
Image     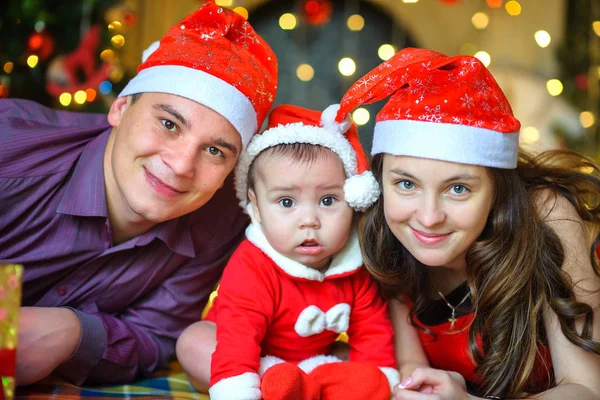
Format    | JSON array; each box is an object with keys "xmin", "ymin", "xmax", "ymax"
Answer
[{"xmin": 0, "ymin": 0, "xmax": 599, "ymax": 158}]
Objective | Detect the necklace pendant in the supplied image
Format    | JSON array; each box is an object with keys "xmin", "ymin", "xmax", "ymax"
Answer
[{"xmin": 449, "ymin": 310, "xmax": 457, "ymax": 330}]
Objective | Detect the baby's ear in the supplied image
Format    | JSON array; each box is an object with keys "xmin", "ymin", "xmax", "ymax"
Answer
[{"xmin": 247, "ymin": 189, "xmax": 262, "ymax": 223}]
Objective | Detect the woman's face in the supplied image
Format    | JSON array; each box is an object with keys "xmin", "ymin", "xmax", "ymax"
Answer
[{"xmin": 381, "ymin": 155, "xmax": 494, "ymax": 270}]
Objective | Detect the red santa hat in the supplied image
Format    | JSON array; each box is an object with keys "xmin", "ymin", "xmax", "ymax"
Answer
[
  {"xmin": 335, "ymin": 47, "xmax": 521, "ymax": 169},
  {"xmin": 235, "ymin": 104, "xmax": 380, "ymax": 211},
  {"xmin": 119, "ymin": 0, "xmax": 278, "ymax": 148}
]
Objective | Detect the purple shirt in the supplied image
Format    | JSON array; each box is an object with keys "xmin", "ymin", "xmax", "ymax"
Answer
[{"xmin": 0, "ymin": 99, "xmax": 248, "ymax": 385}]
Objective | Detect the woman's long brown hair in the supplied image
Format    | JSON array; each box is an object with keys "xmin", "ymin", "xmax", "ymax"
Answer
[{"xmin": 361, "ymin": 149, "xmax": 600, "ymax": 398}]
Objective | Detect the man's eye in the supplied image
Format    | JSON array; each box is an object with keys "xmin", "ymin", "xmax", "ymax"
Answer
[
  {"xmin": 207, "ymin": 146, "xmax": 224, "ymax": 158},
  {"xmin": 161, "ymin": 119, "xmax": 178, "ymax": 132},
  {"xmin": 279, "ymin": 198, "xmax": 295, "ymax": 208}
]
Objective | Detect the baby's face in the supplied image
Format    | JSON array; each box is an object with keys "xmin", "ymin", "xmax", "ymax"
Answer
[{"xmin": 249, "ymin": 150, "xmax": 354, "ymax": 271}]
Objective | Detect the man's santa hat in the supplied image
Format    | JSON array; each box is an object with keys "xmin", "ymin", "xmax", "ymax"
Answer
[
  {"xmin": 336, "ymin": 47, "xmax": 521, "ymax": 169},
  {"xmin": 119, "ymin": 0, "xmax": 278, "ymax": 148},
  {"xmin": 235, "ymin": 104, "xmax": 380, "ymax": 211}
]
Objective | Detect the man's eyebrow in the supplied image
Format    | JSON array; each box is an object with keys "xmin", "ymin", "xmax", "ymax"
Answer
[
  {"xmin": 212, "ymin": 137, "xmax": 238, "ymax": 157},
  {"xmin": 153, "ymin": 104, "xmax": 190, "ymax": 129}
]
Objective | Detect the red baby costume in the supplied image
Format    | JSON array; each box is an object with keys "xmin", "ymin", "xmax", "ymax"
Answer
[{"xmin": 206, "ymin": 216, "xmax": 399, "ymax": 399}]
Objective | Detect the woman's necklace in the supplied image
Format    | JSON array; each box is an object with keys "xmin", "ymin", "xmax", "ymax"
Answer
[{"xmin": 437, "ymin": 289, "xmax": 471, "ymax": 330}]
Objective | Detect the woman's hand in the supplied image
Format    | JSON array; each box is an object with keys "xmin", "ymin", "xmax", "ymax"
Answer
[{"xmin": 394, "ymin": 367, "xmax": 471, "ymax": 400}]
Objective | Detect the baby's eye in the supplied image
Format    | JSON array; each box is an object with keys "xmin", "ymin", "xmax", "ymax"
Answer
[
  {"xmin": 320, "ymin": 196, "xmax": 336, "ymax": 206},
  {"xmin": 279, "ymin": 198, "xmax": 295, "ymax": 208}
]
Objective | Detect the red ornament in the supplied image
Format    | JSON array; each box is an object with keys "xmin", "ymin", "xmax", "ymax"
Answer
[
  {"xmin": 575, "ymin": 73, "xmax": 588, "ymax": 91},
  {"xmin": 439, "ymin": 0, "xmax": 461, "ymax": 5},
  {"xmin": 302, "ymin": 0, "xmax": 332, "ymax": 26},
  {"xmin": 123, "ymin": 11, "xmax": 137, "ymax": 26},
  {"xmin": 46, "ymin": 25, "xmax": 109, "ymax": 98},
  {"xmin": 486, "ymin": 0, "xmax": 503, "ymax": 7},
  {"xmin": 27, "ymin": 31, "xmax": 55, "ymax": 61}
]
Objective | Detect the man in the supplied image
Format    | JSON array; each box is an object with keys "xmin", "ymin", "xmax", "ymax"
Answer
[{"xmin": 0, "ymin": 1, "xmax": 277, "ymax": 386}]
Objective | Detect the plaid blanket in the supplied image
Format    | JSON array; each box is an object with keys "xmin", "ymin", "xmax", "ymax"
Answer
[{"xmin": 15, "ymin": 361, "xmax": 209, "ymax": 400}]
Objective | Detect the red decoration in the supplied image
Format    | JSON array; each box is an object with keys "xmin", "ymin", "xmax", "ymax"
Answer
[
  {"xmin": 439, "ymin": 0, "xmax": 461, "ymax": 5},
  {"xmin": 575, "ymin": 73, "xmax": 588, "ymax": 91},
  {"xmin": 301, "ymin": 0, "xmax": 332, "ymax": 26},
  {"xmin": 123, "ymin": 11, "xmax": 137, "ymax": 26},
  {"xmin": 46, "ymin": 25, "xmax": 109, "ymax": 98},
  {"xmin": 486, "ymin": 0, "xmax": 503, "ymax": 7},
  {"xmin": 27, "ymin": 31, "xmax": 55, "ymax": 61},
  {"xmin": 0, "ymin": 349, "xmax": 16, "ymax": 376}
]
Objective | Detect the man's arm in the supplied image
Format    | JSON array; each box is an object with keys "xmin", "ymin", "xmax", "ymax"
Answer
[{"xmin": 16, "ymin": 238, "xmax": 239, "ymax": 386}]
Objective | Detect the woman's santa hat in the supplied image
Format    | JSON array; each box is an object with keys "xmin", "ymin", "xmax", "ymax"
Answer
[
  {"xmin": 119, "ymin": 0, "xmax": 278, "ymax": 148},
  {"xmin": 235, "ymin": 104, "xmax": 380, "ymax": 211},
  {"xmin": 336, "ymin": 47, "xmax": 521, "ymax": 169}
]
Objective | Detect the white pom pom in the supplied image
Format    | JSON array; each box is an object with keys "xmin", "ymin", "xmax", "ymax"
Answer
[
  {"xmin": 142, "ymin": 41, "xmax": 161, "ymax": 63},
  {"xmin": 321, "ymin": 104, "xmax": 351, "ymax": 135},
  {"xmin": 344, "ymin": 171, "xmax": 381, "ymax": 211}
]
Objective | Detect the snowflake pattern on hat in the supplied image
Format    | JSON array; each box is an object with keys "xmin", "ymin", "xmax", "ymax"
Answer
[
  {"xmin": 119, "ymin": 1, "xmax": 278, "ymax": 148},
  {"xmin": 336, "ymin": 47, "xmax": 521, "ymax": 169}
]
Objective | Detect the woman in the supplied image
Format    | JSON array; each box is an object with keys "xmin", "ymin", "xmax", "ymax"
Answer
[{"xmin": 333, "ymin": 48, "xmax": 600, "ymax": 399}]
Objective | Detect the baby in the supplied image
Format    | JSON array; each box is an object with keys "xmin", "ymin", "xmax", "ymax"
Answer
[{"xmin": 206, "ymin": 104, "xmax": 399, "ymax": 400}]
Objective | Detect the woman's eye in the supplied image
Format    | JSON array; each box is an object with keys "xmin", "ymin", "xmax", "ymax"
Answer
[
  {"xmin": 398, "ymin": 180, "xmax": 415, "ymax": 190},
  {"xmin": 320, "ymin": 196, "xmax": 336, "ymax": 206},
  {"xmin": 207, "ymin": 146, "xmax": 224, "ymax": 158},
  {"xmin": 450, "ymin": 184, "xmax": 468, "ymax": 195},
  {"xmin": 279, "ymin": 198, "xmax": 295, "ymax": 208},
  {"xmin": 161, "ymin": 119, "xmax": 178, "ymax": 132}
]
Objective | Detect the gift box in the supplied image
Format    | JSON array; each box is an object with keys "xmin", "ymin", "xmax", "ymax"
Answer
[{"xmin": 0, "ymin": 264, "xmax": 23, "ymax": 400}]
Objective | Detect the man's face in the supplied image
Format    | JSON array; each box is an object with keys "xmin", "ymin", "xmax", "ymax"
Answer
[{"xmin": 105, "ymin": 93, "xmax": 242, "ymax": 227}]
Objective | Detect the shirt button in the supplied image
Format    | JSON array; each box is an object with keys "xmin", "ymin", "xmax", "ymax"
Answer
[{"xmin": 57, "ymin": 285, "xmax": 68, "ymax": 296}]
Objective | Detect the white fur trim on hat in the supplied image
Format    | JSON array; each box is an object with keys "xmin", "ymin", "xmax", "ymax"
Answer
[
  {"xmin": 297, "ymin": 355, "xmax": 342, "ymax": 374},
  {"xmin": 245, "ymin": 204, "xmax": 363, "ymax": 281},
  {"xmin": 372, "ymin": 119, "xmax": 519, "ymax": 169},
  {"xmin": 208, "ymin": 372, "xmax": 261, "ymax": 400},
  {"xmin": 321, "ymin": 104, "xmax": 352, "ymax": 135},
  {"xmin": 344, "ymin": 171, "xmax": 380, "ymax": 211},
  {"xmin": 235, "ymin": 116, "xmax": 378, "ymax": 210},
  {"xmin": 119, "ymin": 65, "xmax": 257, "ymax": 148}
]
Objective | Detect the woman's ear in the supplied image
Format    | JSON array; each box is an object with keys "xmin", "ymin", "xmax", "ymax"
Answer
[
  {"xmin": 107, "ymin": 96, "xmax": 130, "ymax": 127},
  {"xmin": 248, "ymin": 189, "xmax": 262, "ymax": 223}
]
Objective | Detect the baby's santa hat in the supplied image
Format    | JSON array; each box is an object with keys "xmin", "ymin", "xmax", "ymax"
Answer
[
  {"xmin": 235, "ymin": 104, "xmax": 380, "ymax": 211},
  {"xmin": 336, "ymin": 47, "xmax": 521, "ymax": 169},
  {"xmin": 119, "ymin": 0, "xmax": 278, "ymax": 148}
]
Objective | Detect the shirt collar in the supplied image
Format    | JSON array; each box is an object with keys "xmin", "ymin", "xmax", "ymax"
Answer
[
  {"xmin": 57, "ymin": 128, "xmax": 111, "ymax": 217},
  {"xmin": 57, "ymin": 128, "xmax": 196, "ymax": 258}
]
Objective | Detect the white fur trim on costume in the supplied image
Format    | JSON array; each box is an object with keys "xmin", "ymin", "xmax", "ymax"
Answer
[
  {"xmin": 372, "ymin": 119, "xmax": 519, "ymax": 169},
  {"xmin": 344, "ymin": 171, "xmax": 380, "ymax": 210},
  {"xmin": 141, "ymin": 41, "xmax": 160, "ymax": 62},
  {"xmin": 245, "ymin": 205, "xmax": 363, "ymax": 281},
  {"xmin": 294, "ymin": 303, "xmax": 351, "ymax": 337},
  {"xmin": 258, "ymin": 355, "xmax": 286, "ymax": 376},
  {"xmin": 321, "ymin": 104, "xmax": 351, "ymax": 135},
  {"xmin": 295, "ymin": 305, "xmax": 326, "ymax": 337},
  {"xmin": 208, "ymin": 372, "xmax": 261, "ymax": 400},
  {"xmin": 380, "ymin": 367, "xmax": 401, "ymax": 392},
  {"xmin": 297, "ymin": 355, "xmax": 342, "ymax": 374},
  {"xmin": 119, "ymin": 65, "xmax": 257, "ymax": 148}
]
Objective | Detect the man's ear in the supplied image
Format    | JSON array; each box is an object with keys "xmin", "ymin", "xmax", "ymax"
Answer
[
  {"xmin": 107, "ymin": 96, "xmax": 130, "ymax": 127},
  {"xmin": 248, "ymin": 189, "xmax": 261, "ymax": 223}
]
